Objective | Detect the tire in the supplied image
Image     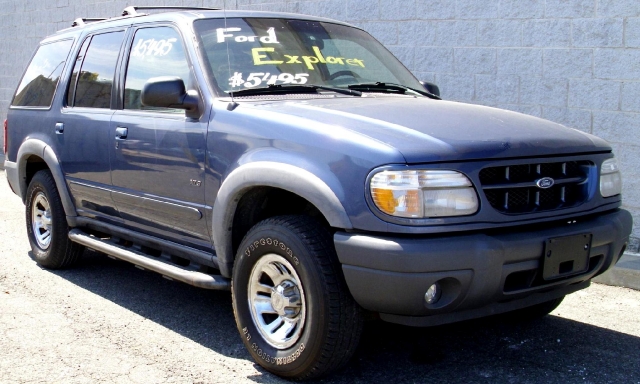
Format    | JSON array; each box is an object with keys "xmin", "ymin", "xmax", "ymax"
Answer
[
  {"xmin": 505, "ymin": 296, "xmax": 565, "ymax": 321},
  {"xmin": 231, "ymin": 215, "xmax": 362, "ymax": 380},
  {"xmin": 25, "ymin": 170, "xmax": 84, "ymax": 269}
]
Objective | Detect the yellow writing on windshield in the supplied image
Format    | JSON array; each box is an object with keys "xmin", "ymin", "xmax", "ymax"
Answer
[
  {"xmin": 252, "ymin": 48, "xmax": 284, "ymax": 65},
  {"xmin": 252, "ymin": 46, "xmax": 365, "ymax": 70}
]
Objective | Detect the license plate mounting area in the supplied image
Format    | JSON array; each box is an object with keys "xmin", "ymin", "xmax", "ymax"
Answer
[{"xmin": 542, "ymin": 233, "xmax": 592, "ymax": 281}]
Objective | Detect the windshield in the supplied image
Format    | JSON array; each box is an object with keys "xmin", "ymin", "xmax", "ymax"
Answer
[{"xmin": 193, "ymin": 18, "xmax": 424, "ymax": 95}]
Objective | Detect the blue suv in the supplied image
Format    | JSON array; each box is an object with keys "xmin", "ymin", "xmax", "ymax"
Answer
[{"xmin": 3, "ymin": 6, "xmax": 632, "ymax": 380}]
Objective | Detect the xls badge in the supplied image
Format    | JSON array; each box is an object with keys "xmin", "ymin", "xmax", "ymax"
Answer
[{"xmin": 536, "ymin": 177, "xmax": 555, "ymax": 189}]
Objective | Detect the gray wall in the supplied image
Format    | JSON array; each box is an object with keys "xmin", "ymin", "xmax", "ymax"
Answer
[{"xmin": 1, "ymin": 0, "xmax": 639, "ymax": 249}]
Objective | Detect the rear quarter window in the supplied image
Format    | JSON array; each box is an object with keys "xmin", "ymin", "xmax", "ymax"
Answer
[{"xmin": 12, "ymin": 39, "xmax": 74, "ymax": 108}]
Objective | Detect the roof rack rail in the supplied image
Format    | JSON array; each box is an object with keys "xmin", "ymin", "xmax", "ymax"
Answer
[
  {"xmin": 122, "ymin": 6, "xmax": 221, "ymax": 17},
  {"xmin": 72, "ymin": 18, "xmax": 108, "ymax": 27}
]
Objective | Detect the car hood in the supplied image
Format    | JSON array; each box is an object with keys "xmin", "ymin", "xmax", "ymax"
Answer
[{"xmin": 246, "ymin": 96, "xmax": 610, "ymax": 163}]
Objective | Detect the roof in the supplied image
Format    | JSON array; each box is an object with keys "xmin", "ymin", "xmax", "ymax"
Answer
[{"xmin": 42, "ymin": 7, "xmax": 355, "ymax": 43}]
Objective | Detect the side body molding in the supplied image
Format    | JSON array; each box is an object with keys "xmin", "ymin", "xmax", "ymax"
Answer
[
  {"xmin": 16, "ymin": 139, "xmax": 78, "ymax": 222},
  {"xmin": 212, "ymin": 161, "xmax": 353, "ymax": 277}
]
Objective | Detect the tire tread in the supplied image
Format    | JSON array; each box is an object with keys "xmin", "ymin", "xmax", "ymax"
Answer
[
  {"xmin": 26, "ymin": 170, "xmax": 83, "ymax": 269},
  {"xmin": 233, "ymin": 215, "xmax": 362, "ymax": 380}
]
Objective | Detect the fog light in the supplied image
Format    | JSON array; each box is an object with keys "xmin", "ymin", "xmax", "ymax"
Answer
[{"xmin": 425, "ymin": 283, "xmax": 441, "ymax": 304}]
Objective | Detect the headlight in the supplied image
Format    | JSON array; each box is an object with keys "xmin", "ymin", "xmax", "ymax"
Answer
[
  {"xmin": 370, "ymin": 170, "xmax": 479, "ymax": 218},
  {"xmin": 600, "ymin": 158, "xmax": 622, "ymax": 198}
]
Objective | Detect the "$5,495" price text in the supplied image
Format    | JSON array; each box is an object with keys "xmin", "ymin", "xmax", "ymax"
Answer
[{"xmin": 229, "ymin": 72, "xmax": 309, "ymax": 88}]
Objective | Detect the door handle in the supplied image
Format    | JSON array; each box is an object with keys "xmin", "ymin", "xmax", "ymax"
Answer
[
  {"xmin": 55, "ymin": 122, "xmax": 64, "ymax": 134},
  {"xmin": 115, "ymin": 127, "xmax": 128, "ymax": 139}
]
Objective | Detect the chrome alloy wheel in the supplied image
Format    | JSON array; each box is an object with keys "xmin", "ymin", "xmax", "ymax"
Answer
[
  {"xmin": 31, "ymin": 192, "xmax": 52, "ymax": 249},
  {"xmin": 248, "ymin": 254, "xmax": 306, "ymax": 349}
]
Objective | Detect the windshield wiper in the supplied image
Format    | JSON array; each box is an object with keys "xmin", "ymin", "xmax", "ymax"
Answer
[
  {"xmin": 228, "ymin": 84, "xmax": 362, "ymax": 97},
  {"xmin": 347, "ymin": 82, "xmax": 440, "ymax": 100}
]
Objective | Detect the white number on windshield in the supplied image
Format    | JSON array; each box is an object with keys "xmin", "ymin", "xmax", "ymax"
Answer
[{"xmin": 229, "ymin": 72, "xmax": 309, "ymax": 88}]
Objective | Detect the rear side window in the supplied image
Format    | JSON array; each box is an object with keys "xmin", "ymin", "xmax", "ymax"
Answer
[
  {"xmin": 66, "ymin": 38, "xmax": 91, "ymax": 107},
  {"xmin": 70, "ymin": 31, "xmax": 125, "ymax": 109},
  {"xmin": 12, "ymin": 39, "xmax": 73, "ymax": 107}
]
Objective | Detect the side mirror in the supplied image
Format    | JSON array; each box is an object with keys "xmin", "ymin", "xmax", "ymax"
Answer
[
  {"xmin": 141, "ymin": 76, "xmax": 200, "ymax": 119},
  {"xmin": 420, "ymin": 81, "xmax": 440, "ymax": 98}
]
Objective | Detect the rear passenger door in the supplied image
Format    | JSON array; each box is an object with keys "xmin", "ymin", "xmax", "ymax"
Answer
[
  {"xmin": 59, "ymin": 30, "xmax": 126, "ymax": 222},
  {"xmin": 109, "ymin": 25, "xmax": 210, "ymax": 245}
]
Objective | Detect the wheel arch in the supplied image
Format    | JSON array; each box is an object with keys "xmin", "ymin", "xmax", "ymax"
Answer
[
  {"xmin": 212, "ymin": 161, "xmax": 353, "ymax": 278},
  {"xmin": 16, "ymin": 139, "xmax": 77, "ymax": 222}
]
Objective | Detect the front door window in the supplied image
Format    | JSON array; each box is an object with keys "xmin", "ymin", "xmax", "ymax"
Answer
[{"xmin": 124, "ymin": 27, "xmax": 191, "ymax": 112}]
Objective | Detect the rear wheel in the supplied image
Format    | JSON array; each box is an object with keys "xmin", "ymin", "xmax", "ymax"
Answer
[
  {"xmin": 25, "ymin": 170, "xmax": 84, "ymax": 269},
  {"xmin": 232, "ymin": 215, "xmax": 362, "ymax": 380}
]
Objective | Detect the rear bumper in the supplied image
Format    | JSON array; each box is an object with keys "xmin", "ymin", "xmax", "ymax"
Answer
[{"xmin": 334, "ymin": 209, "xmax": 632, "ymax": 326}]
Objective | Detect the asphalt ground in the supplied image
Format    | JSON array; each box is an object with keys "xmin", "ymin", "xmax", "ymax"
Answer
[{"xmin": 1, "ymin": 170, "xmax": 640, "ymax": 384}]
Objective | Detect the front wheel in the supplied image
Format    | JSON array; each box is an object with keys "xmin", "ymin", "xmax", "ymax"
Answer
[
  {"xmin": 232, "ymin": 215, "xmax": 362, "ymax": 380},
  {"xmin": 25, "ymin": 170, "xmax": 84, "ymax": 269}
]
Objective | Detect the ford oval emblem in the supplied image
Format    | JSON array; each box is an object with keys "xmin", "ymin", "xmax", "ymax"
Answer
[{"xmin": 536, "ymin": 177, "xmax": 555, "ymax": 189}]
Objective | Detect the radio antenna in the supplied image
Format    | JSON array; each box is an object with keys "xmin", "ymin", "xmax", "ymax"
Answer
[{"xmin": 223, "ymin": 0, "xmax": 239, "ymax": 111}]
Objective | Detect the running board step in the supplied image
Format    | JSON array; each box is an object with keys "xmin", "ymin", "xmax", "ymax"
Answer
[{"xmin": 69, "ymin": 229, "xmax": 230, "ymax": 290}]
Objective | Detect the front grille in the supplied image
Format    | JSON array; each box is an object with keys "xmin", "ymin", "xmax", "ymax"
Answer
[{"xmin": 479, "ymin": 161, "xmax": 591, "ymax": 214}]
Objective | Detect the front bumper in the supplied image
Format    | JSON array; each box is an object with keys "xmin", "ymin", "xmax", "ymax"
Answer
[{"xmin": 334, "ymin": 209, "xmax": 632, "ymax": 326}]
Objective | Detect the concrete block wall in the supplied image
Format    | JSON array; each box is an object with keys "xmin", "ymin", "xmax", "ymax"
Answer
[{"xmin": 0, "ymin": 0, "xmax": 639, "ymax": 249}]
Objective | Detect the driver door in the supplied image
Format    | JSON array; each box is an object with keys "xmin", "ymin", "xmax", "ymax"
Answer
[{"xmin": 109, "ymin": 25, "xmax": 210, "ymax": 245}]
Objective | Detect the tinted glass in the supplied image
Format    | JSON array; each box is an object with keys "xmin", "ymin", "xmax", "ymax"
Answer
[
  {"xmin": 74, "ymin": 31, "xmax": 124, "ymax": 108},
  {"xmin": 66, "ymin": 38, "xmax": 91, "ymax": 107},
  {"xmin": 194, "ymin": 18, "xmax": 423, "ymax": 94},
  {"xmin": 12, "ymin": 39, "xmax": 73, "ymax": 107},
  {"xmin": 124, "ymin": 27, "xmax": 190, "ymax": 112}
]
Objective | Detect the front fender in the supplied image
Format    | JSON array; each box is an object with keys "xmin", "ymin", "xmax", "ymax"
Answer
[
  {"xmin": 16, "ymin": 139, "xmax": 77, "ymax": 222},
  {"xmin": 212, "ymin": 161, "xmax": 352, "ymax": 277}
]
